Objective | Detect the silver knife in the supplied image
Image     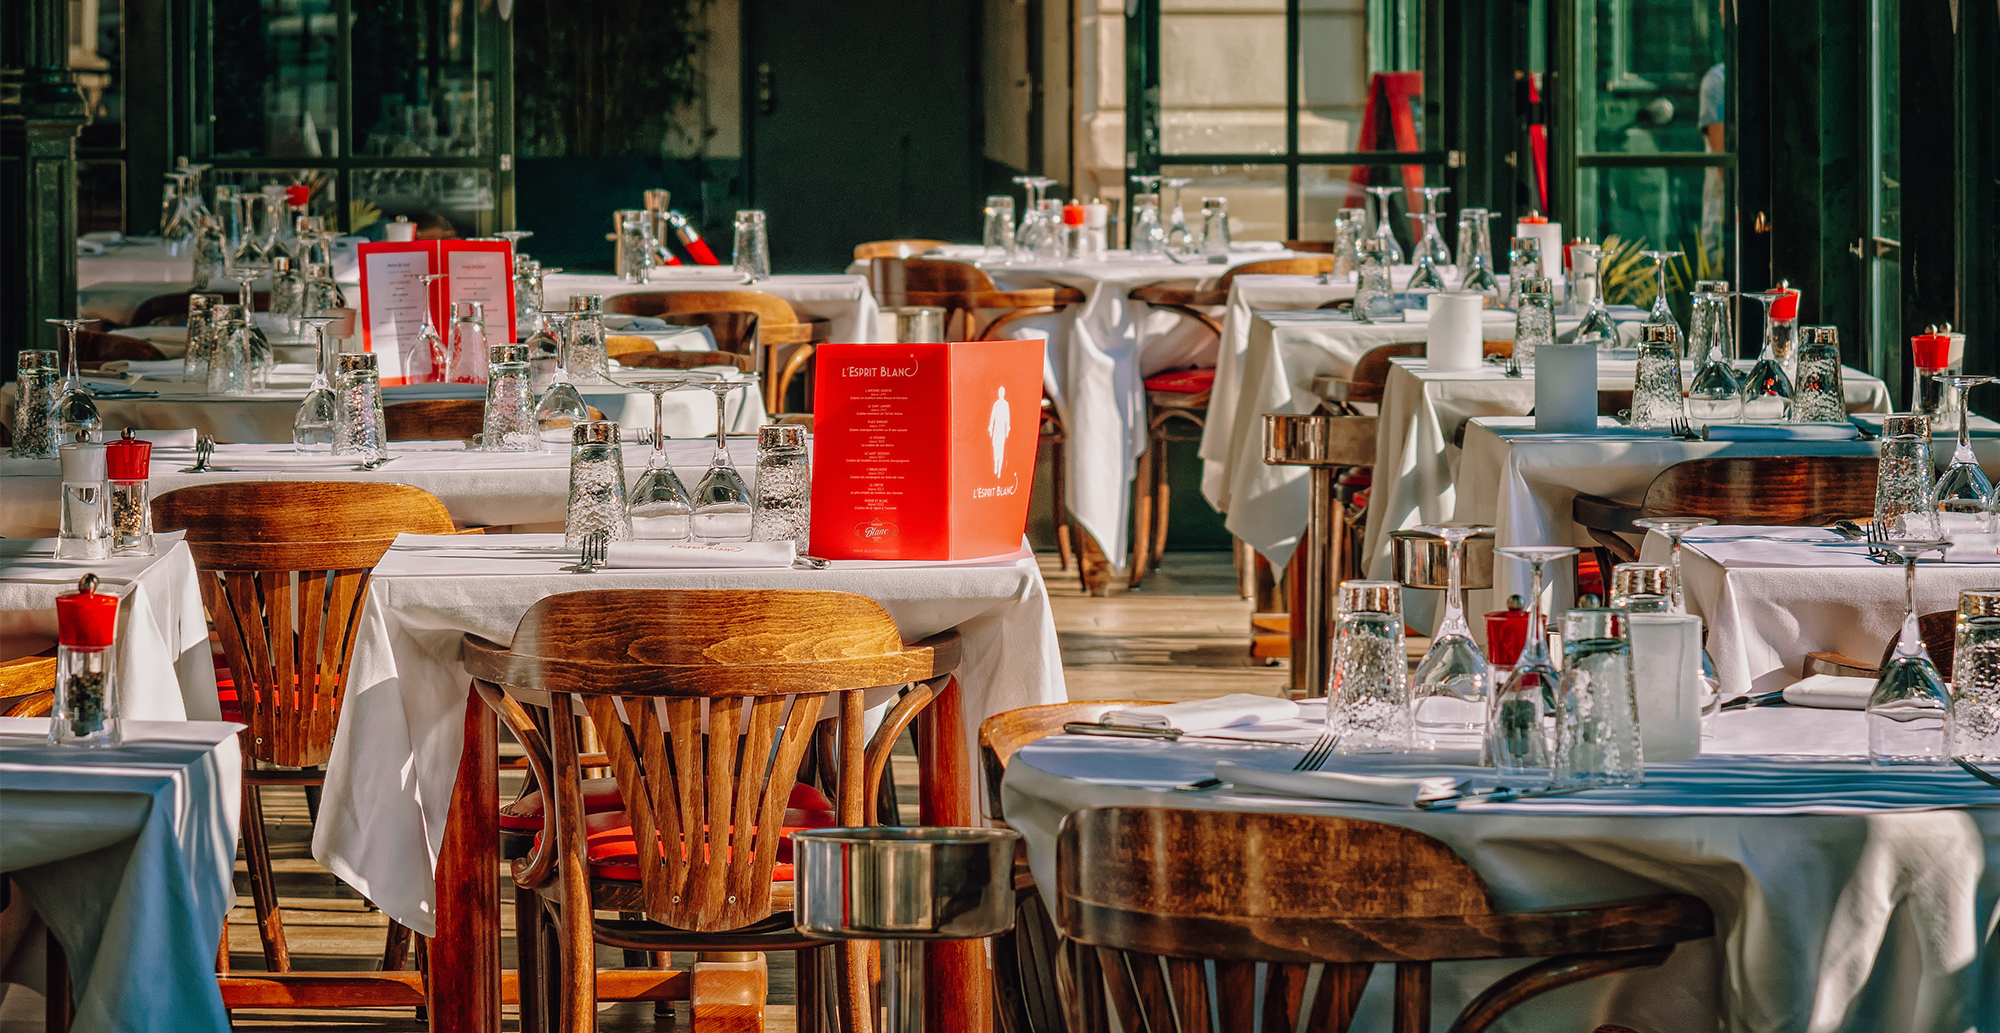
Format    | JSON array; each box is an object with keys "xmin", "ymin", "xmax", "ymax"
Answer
[{"xmin": 1415, "ymin": 785, "xmax": 1600, "ymax": 810}]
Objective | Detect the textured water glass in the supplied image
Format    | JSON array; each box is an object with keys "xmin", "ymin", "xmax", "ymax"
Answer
[
  {"xmin": 1129, "ymin": 194, "xmax": 1166, "ymax": 257},
  {"xmin": 183, "ymin": 292, "xmax": 223, "ymax": 383},
  {"xmin": 1199, "ymin": 197, "xmax": 1231, "ymax": 257},
  {"xmin": 565, "ymin": 295, "xmax": 611, "ymax": 382},
  {"xmin": 982, "ymin": 195, "xmax": 1016, "ymax": 261},
  {"xmin": 1331, "ymin": 208, "xmax": 1363, "ymax": 278},
  {"xmin": 481, "ymin": 344, "xmax": 537, "ymax": 452},
  {"xmin": 331, "ymin": 352, "xmax": 387, "ymax": 459},
  {"xmin": 1630, "ymin": 324, "xmax": 1687, "ymax": 429},
  {"xmin": 1869, "ymin": 539, "xmax": 1952, "ymax": 765},
  {"xmin": 1488, "ymin": 546, "xmax": 1578, "ymax": 779},
  {"xmin": 733, "ymin": 210, "xmax": 771, "ymax": 281},
  {"xmin": 1554, "ymin": 608, "xmax": 1645, "ymax": 787},
  {"xmin": 750, "ymin": 424, "xmax": 810, "ymax": 551},
  {"xmin": 1608, "ymin": 563, "xmax": 1671, "ymax": 612},
  {"xmin": 1506, "ymin": 237, "xmax": 1543, "ymax": 308},
  {"xmin": 1411, "ymin": 523, "xmax": 1496, "ymax": 746},
  {"xmin": 1874, "ymin": 415, "xmax": 1944, "ymax": 541},
  {"xmin": 12, "ymin": 350, "xmax": 60, "ymax": 459},
  {"xmin": 205, "ymin": 312, "xmax": 254, "ymax": 396},
  {"xmin": 1033, "ymin": 199, "xmax": 1067, "ymax": 262},
  {"xmin": 1793, "ymin": 326, "xmax": 1847, "ymax": 422},
  {"xmin": 629, "ymin": 377, "xmax": 694, "ymax": 539},
  {"xmin": 1352, "ymin": 240, "xmax": 1394, "ymax": 323},
  {"xmin": 565, "ymin": 421, "xmax": 632, "ymax": 547},
  {"xmin": 1328, "ymin": 580, "xmax": 1411, "ymax": 754},
  {"xmin": 1950, "ymin": 588, "xmax": 2000, "ymax": 762}
]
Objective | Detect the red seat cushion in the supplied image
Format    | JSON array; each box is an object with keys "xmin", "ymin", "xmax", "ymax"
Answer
[
  {"xmin": 212, "ymin": 655, "xmax": 241, "ymax": 724},
  {"xmin": 509, "ymin": 780, "xmax": 837, "ymax": 881},
  {"xmin": 1144, "ymin": 368, "xmax": 1216, "ymax": 393}
]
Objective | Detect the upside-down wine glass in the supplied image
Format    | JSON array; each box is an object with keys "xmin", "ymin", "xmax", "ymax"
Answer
[
  {"xmin": 231, "ymin": 266, "xmax": 275, "ymax": 387},
  {"xmin": 1869, "ymin": 537, "xmax": 1954, "ymax": 765},
  {"xmin": 1418, "ymin": 187, "xmax": 1453, "ymax": 269},
  {"xmin": 1404, "ymin": 212, "xmax": 1448, "ymax": 290},
  {"xmin": 1630, "ymin": 517, "xmax": 1716, "ymax": 614},
  {"xmin": 531, "ymin": 311, "xmax": 589, "ymax": 450},
  {"xmin": 414, "ymin": 272, "xmax": 450, "ymax": 382},
  {"xmin": 1932, "ymin": 375, "xmax": 1995, "ymax": 535},
  {"xmin": 1160, "ymin": 178, "xmax": 1195, "ymax": 254},
  {"xmin": 1411, "ymin": 522, "xmax": 1498, "ymax": 746},
  {"xmin": 1685, "ymin": 284, "xmax": 1741, "ymax": 423},
  {"xmin": 1738, "ymin": 290, "xmax": 1795, "ymax": 421},
  {"xmin": 48, "ymin": 318, "xmax": 102, "ymax": 444},
  {"xmin": 1639, "ymin": 249, "xmax": 1685, "ymax": 354},
  {"xmin": 1363, "ymin": 185, "xmax": 1406, "ymax": 265},
  {"xmin": 629, "ymin": 376, "xmax": 696, "ymax": 540},
  {"xmin": 1487, "ymin": 546, "xmax": 1578, "ymax": 777},
  {"xmin": 1457, "ymin": 210, "xmax": 1498, "ymax": 295},
  {"xmin": 292, "ymin": 315, "xmax": 343, "ymax": 452},
  {"xmin": 688, "ymin": 374, "xmax": 762, "ymax": 542}
]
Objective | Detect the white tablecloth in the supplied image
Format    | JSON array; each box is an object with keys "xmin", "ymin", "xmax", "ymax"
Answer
[
  {"xmin": 1001, "ymin": 702, "xmax": 2000, "ymax": 1033},
  {"xmin": 313, "ymin": 534, "xmax": 1066, "ymax": 936},
  {"xmin": 0, "ymin": 438, "xmax": 764, "ymax": 537},
  {"xmin": 0, "ymin": 718, "xmax": 243, "ymax": 1033},
  {"xmin": 0, "ymin": 535, "xmax": 217, "ymax": 721},
  {"xmin": 1641, "ymin": 524, "xmax": 2000, "ymax": 697},
  {"xmin": 1453, "ymin": 413, "xmax": 1981, "ymax": 617},
  {"xmin": 541, "ymin": 271, "xmax": 880, "ymax": 345},
  {"xmin": 0, "ymin": 363, "xmax": 762, "ymax": 450}
]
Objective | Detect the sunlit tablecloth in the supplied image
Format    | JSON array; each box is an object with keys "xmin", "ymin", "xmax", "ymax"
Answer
[
  {"xmin": 1003, "ymin": 702, "xmax": 2000, "ymax": 1033},
  {"xmin": 0, "ymin": 718, "xmax": 243, "ymax": 1033},
  {"xmin": 313, "ymin": 534, "xmax": 1066, "ymax": 936},
  {"xmin": 0, "ymin": 535, "xmax": 217, "ymax": 721}
]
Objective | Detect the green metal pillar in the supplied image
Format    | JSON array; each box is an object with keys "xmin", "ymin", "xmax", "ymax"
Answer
[{"xmin": 1, "ymin": 0, "xmax": 88, "ymax": 373}]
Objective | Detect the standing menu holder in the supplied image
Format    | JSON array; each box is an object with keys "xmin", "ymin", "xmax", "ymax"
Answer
[
  {"xmin": 809, "ymin": 339, "xmax": 1045, "ymax": 561},
  {"xmin": 357, "ymin": 239, "xmax": 517, "ymax": 383}
]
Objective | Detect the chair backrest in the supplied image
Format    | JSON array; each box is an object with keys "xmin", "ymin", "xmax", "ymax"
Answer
[
  {"xmin": 1215, "ymin": 257, "xmax": 1334, "ymax": 292},
  {"xmin": 77, "ymin": 329, "xmax": 167, "ymax": 363},
  {"xmin": 384, "ymin": 398, "xmax": 484, "ymax": 441},
  {"xmin": 619, "ymin": 349, "xmax": 756, "ymax": 373},
  {"xmin": 977, "ymin": 700, "xmax": 1157, "ymax": 820},
  {"xmin": 462, "ymin": 588, "xmax": 956, "ymax": 933},
  {"xmin": 1344, "ymin": 341, "xmax": 1425, "ymax": 404},
  {"xmin": 1878, "ymin": 610, "xmax": 1957, "ymax": 674},
  {"xmin": 1057, "ymin": 807, "xmax": 1493, "ymax": 1033},
  {"xmin": 1, "ymin": 655, "xmax": 57, "ymax": 717},
  {"xmin": 154, "ymin": 482, "xmax": 457, "ymax": 767},
  {"xmin": 656, "ymin": 310, "xmax": 760, "ymax": 356},
  {"xmin": 854, "ymin": 239, "xmax": 949, "ymax": 261},
  {"xmin": 869, "ymin": 257, "xmax": 1000, "ymax": 307},
  {"xmin": 605, "ymin": 290, "xmax": 802, "ymax": 327},
  {"xmin": 1639, "ymin": 455, "xmax": 1879, "ymax": 524},
  {"xmin": 1282, "ymin": 240, "xmax": 1338, "ymax": 253},
  {"xmin": 130, "ymin": 290, "xmax": 272, "ymax": 327}
]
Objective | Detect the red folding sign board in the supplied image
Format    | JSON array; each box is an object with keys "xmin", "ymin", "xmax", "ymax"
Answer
[
  {"xmin": 809, "ymin": 339, "xmax": 1046, "ymax": 561},
  {"xmin": 357, "ymin": 239, "xmax": 516, "ymax": 384}
]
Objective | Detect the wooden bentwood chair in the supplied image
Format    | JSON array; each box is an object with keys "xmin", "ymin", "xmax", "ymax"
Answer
[
  {"xmin": 1057, "ymin": 807, "xmax": 1715, "ymax": 1033},
  {"xmin": 153, "ymin": 482, "xmax": 458, "ymax": 982},
  {"xmin": 605, "ymin": 291, "xmax": 828, "ymax": 413},
  {"xmin": 1572, "ymin": 454, "xmax": 1880, "ymax": 573},
  {"xmin": 464, "ymin": 589, "xmax": 960, "ymax": 1033},
  {"xmin": 853, "ymin": 239, "xmax": 949, "ymax": 261}
]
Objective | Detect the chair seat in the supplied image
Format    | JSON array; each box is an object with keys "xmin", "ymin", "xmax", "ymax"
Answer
[
  {"xmin": 1144, "ymin": 368, "xmax": 1216, "ymax": 394},
  {"xmin": 563, "ymin": 800, "xmax": 839, "ymax": 882}
]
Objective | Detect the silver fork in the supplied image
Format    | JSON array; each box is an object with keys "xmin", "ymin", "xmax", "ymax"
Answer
[
  {"xmin": 1292, "ymin": 731, "xmax": 1339, "ymax": 772},
  {"xmin": 1667, "ymin": 416, "xmax": 1699, "ymax": 441},
  {"xmin": 569, "ymin": 531, "xmax": 609, "ymax": 573},
  {"xmin": 181, "ymin": 433, "xmax": 215, "ymax": 473}
]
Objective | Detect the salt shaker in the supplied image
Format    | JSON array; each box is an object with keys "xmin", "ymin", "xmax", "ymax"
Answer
[
  {"xmin": 750, "ymin": 424, "xmax": 810, "ymax": 551},
  {"xmin": 106, "ymin": 429, "xmax": 154, "ymax": 557},
  {"xmin": 332, "ymin": 352, "xmax": 388, "ymax": 459},
  {"xmin": 56, "ymin": 441, "xmax": 110, "ymax": 561},
  {"xmin": 481, "ymin": 343, "xmax": 536, "ymax": 452},
  {"xmin": 52, "ymin": 573, "xmax": 121, "ymax": 747},
  {"xmin": 565, "ymin": 421, "xmax": 632, "ymax": 547},
  {"xmin": 11, "ymin": 350, "xmax": 60, "ymax": 459}
]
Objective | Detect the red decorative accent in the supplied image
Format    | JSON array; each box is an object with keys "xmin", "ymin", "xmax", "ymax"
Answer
[
  {"xmin": 1485, "ymin": 609, "xmax": 1529, "ymax": 666},
  {"xmin": 1912, "ymin": 334, "xmax": 1953, "ymax": 370},
  {"xmin": 106, "ymin": 434, "xmax": 152, "ymax": 481},
  {"xmin": 1345, "ymin": 71, "xmax": 1427, "ymax": 212},
  {"xmin": 506, "ymin": 780, "xmax": 834, "ymax": 834},
  {"xmin": 1061, "ymin": 204, "xmax": 1086, "ymax": 227},
  {"xmin": 57, "ymin": 589, "xmax": 118, "ymax": 649},
  {"xmin": 1143, "ymin": 368, "xmax": 1216, "ymax": 393},
  {"xmin": 684, "ymin": 238, "xmax": 720, "ymax": 266},
  {"xmin": 1771, "ymin": 287, "xmax": 1800, "ymax": 322},
  {"xmin": 285, "ymin": 185, "xmax": 311, "ymax": 207}
]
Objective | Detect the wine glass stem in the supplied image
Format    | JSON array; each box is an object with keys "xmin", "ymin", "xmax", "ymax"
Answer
[
  {"xmin": 1957, "ymin": 384, "xmax": 1974, "ymax": 457},
  {"xmin": 1522, "ymin": 562, "xmax": 1548, "ymax": 664},
  {"xmin": 653, "ymin": 389, "xmax": 667, "ymax": 459},
  {"xmin": 712, "ymin": 388, "xmax": 729, "ymax": 461},
  {"xmin": 1439, "ymin": 535, "xmax": 1470, "ymax": 637},
  {"xmin": 1759, "ymin": 299, "xmax": 1776, "ymax": 360},
  {"xmin": 1901, "ymin": 557, "xmax": 1921, "ymax": 654},
  {"xmin": 62, "ymin": 326, "xmax": 78, "ymax": 382}
]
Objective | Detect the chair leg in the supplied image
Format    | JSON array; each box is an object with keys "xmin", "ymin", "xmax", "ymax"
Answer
[
  {"xmin": 240, "ymin": 780, "xmax": 290, "ymax": 971},
  {"xmin": 382, "ymin": 917, "xmax": 412, "ymax": 970},
  {"xmin": 1128, "ymin": 443, "xmax": 1155, "ymax": 589},
  {"xmin": 1049, "ymin": 429, "xmax": 1073, "ymax": 570},
  {"xmin": 46, "ymin": 930, "xmax": 73, "ymax": 1033},
  {"xmin": 795, "ymin": 946, "xmax": 823, "ymax": 1033},
  {"xmin": 1151, "ymin": 431, "xmax": 1173, "ymax": 569},
  {"xmin": 835, "ymin": 941, "xmax": 874, "ymax": 1033},
  {"xmin": 691, "ymin": 950, "xmax": 767, "ymax": 1032},
  {"xmin": 1393, "ymin": 961, "xmax": 1431, "ymax": 1033},
  {"xmin": 514, "ymin": 887, "xmax": 545, "ymax": 1033}
]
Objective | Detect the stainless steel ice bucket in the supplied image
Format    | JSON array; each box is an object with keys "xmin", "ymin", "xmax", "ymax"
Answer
[
  {"xmin": 1390, "ymin": 528, "xmax": 1495, "ymax": 590},
  {"xmin": 793, "ymin": 827, "xmax": 1020, "ymax": 940},
  {"xmin": 882, "ymin": 306, "xmax": 946, "ymax": 343}
]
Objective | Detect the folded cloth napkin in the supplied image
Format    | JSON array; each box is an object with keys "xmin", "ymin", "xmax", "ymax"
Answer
[
  {"xmin": 1703, "ymin": 423, "xmax": 1860, "ymax": 442},
  {"xmin": 602, "ymin": 313, "xmax": 668, "ymax": 331},
  {"xmin": 603, "ymin": 541, "xmax": 797, "ymax": 569},
  {"xmin": 1782, "ymin": 674, "xmax": 1875, "ymax": 710},
  {"xmin": 128, "ymin": 428, "xmax": 198, "ymax": 447},
  {"xmin": 118, "ymin": 359, "xmax": 194, "ymax": 379},
  {"xmin": 1213, "ymin": 761, "xmax": 1467, "ymax": 807},
  {"xmin": 1101, "ymin": 694, "xmax": 1300, "ymax": 732}
]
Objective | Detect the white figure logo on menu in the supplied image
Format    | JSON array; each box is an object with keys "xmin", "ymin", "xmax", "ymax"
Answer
[{"xmin": 988, "ymin": 387, "xmax": 1011, "ymax": 477}]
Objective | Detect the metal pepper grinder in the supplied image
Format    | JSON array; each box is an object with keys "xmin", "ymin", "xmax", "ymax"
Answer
[{"xmin": 52, "ymin": 573, "xmax": 121, "ymax": 746}]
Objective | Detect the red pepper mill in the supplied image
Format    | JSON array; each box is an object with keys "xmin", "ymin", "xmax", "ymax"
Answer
[
  {"xmin": 53, "ymin": 573, "xmax": 121, "ymax": 746},
  {"xmin": 106, "ymin": 429, "xmax": 154, "ymax": 557}
]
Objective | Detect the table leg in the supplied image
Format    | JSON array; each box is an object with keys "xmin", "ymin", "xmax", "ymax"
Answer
[
  {"xmin": 429, "ymin": 699, "xmax": 500, "ymax": 1033},
  {"xmin": 913, "ymin": 676, "xmax": 990, "ymax": 1033}
]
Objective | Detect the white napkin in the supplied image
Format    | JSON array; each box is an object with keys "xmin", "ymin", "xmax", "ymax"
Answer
[
  {"xmin": 130, "ymin": 428, "xmax": 198, "ymax": 448},
  {"xmin": 120, "ymin": 359, "xmax": 193, "ymax": 380},
  {"xmin": 1782, "ymin": 674, "xmax": 1875, "ymax": 710},
  {"xmin": 1101, "ymin": 694, "xmax": 1299, "ymax": 732},
  {"xmin": 1703, "ymin": 423, "xmax": 1859, "ymax": 442},
  {"xmin": 1214, "ymin": 760, "xmax": 1467, "ymax": 807},
  {"xmin": 603, "ymin": 541, "xmax": 796, "ymax": 569}
]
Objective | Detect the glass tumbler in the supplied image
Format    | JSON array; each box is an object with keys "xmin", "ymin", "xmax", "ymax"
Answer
[
  {"xmin": 1506, "ymin": 237, "xmax": 1543, "ymax": 307},
  {"xmin": 205, "ymin": 312, "xmax": 254, "ymax": 395},
  {"xmin": 183, "ymin": 292, "xmax": 224, "ymax": 382},
  {"xmin": 1554, "ymin": 608, "xmax": 1645, "ymax": 787},
  {"xmin": 1352, "ymin": 240, "xmax": 1393, "ymax": 323},
  {"xmin": 1608, "ymin": 563, "xmax": 1672, "ymax": 612},
  {"xmin": 481, "ymin": 344, "xmax": 537, "ymax": 451},
  {"xmin": 982, "ymin": 195, "xmax": 1016, "ymax": 261},
  {"xmin": 1199, "ymin": 197, "xmax": 1231, "ymax": 257},
  {"xmin": 566, "ymin": 295, "xmax": 610, "ymax": 382},
  {"xmin": 749, "ymin": 424, "xmax": 811, "ymax": 551},
  {"xmin": 1630, "ymin": 324, "xmax": 1687, "ymax": 429},
  {"xmin": 1327, "ymin": 580, "xmax": 1412, "ymax": 754},
  {"xmin": 565, "ymin": 420, "xmax": 633, "ymax": 548},
  {"xmin": 1950, "ymin": 588, "xmax": 2000, "ymax": 762},
  {"xmin": 1129, "ymin": 194, "xmax": 1166, "ymax": 257},
  {"xmin": 1874, "ymin": 414, "xmax": 1943, "ymax": 542},
  {"xmin": 11, "ymin": 350, "xmax": 60, "ymax": 459},
  {"xmin": 1793, "ymin": 326, "xmax": 1847, "ymax": 422},
  {"xmin": 733, "ymin": 210, "xmax": 771, "ymax": 281},
  {"xmin": 1331, "ymin": 208, "xmax": 1363, "ymax": 278},
  {"xmin": 332, "ymin": 352, "xmax": 388, "ymax": 459},
  {"xmin": 1509, "ymin": 277, "xmax": 1554, "ymax": 374}
]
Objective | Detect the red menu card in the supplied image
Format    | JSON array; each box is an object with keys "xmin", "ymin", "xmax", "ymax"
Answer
[
  {"xmin": 809, "ymin": 339, "xmax": 1046, "ymax": 561},
  {"xmin": 357, "ymin": 240, "xmax": 517, "ymax": 383}
]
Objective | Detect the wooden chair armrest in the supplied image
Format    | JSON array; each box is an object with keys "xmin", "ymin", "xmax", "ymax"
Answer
[
  {"xmin": 861, "ymin": 678, "xmax": 940, "ymax": 820},
  {"xmin": 1573, "ymin": 492, "xmax": 1644, "ymax": 538}
]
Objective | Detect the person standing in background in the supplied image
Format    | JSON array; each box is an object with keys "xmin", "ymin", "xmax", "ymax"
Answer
[{"xmin": 1699, "ymin": 61, "xmax": 1727, "ymax": 272}]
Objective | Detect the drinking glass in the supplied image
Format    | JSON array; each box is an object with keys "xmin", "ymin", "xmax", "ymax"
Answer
[
  {"xmin": 1685, "ymin": 284, "xmax": 1742, "ymax": 423},
  {"xmin": 1327, "ymin": 580, "xmax": 1411, "ymax": 754},
  {"xmin": 269, "ymin": 256, "xmax": 303, "ymax": 335},
  {"xmin": 1608, "ymin": 563, "xmax": 1671, "ymax": 612},
  {"xmin": 1566, "ymin": 243, "xmax": 1604, "ymax": 316},
  {"xmin": 1738, "ymin": 290, "xmax": 1796, "ymax": 421},
  {"xmin": 1488, "ymin": 546, "xmax": 1578, "ymax": 778},
  {"xmin": 982, "ymin": 195, "xmax": 1016, "ymax": 262},
  {"xmin": 1949, "ymin": 588, "xmax": 2000, "ymax": 762},
  {"xmin": 564, "ymin": 421, "xmax": 632, "ymax": 548},
  {"xmin": 447, "ymin": 301, "xmax": 487, "ymax": 384},
  {"xmin": 1508, "ymin": 277, "xmax": 1553, "ymax": 376},
  {"xmin": 230, "ymin": 193, "xmax": 272, "ymax": 272},
  {"xmin": 1630, "ymin": 323, "xmax": 1687, "ymax": 429},
  {"xmin": 1931, "ymin": 375, "xmax": 1993, "ymax": 534},
  {"xmin": 47, "ymin": 318, "xmax": 102, "ymax": 444},
  {"xmin": 1417, "ymin": 186, "xmax": 1454, "ymax": 269},
  {"xmin": 629, "ymin": 377, "xmax": 695, "ymax": 538},
  {"xmin": 11, "ymin": 351, "xmax": 60, "ymax": 458},
  {"xmin": 532, "ymin": 311, "xmax": 590, "ymax": 450},
  {"xmin": 331, "ymin": 352, "xmax": 387, "ymax": 459},
  {"xmin": 1162, "ymin": 178, "xmax": 1194, "ymax": 254},
  {"xmin": 1868, "ymin": 538, "xmax": 1952, "ymax": 765},
  {"xmin": 750, "ymin": 424, "xmax": 811, "ymax": 550},
  {"xmin": 1638, "ymin": 249, "xmax": 1685, "ymax": 351},
  {"xmin": 191, "ymin": 215, "xmax": 226, "ymax": 290},
  {"xmin": 1875, "ymin": 414, "xmax": 1944, "ymax": 541},
  {"xmin": 1199, "ymin": 197, "xmax": 1230, "ymax": 257},
  {"xmin": 481, "ymin": 344, "xmax": 538, "ymax": 452},
  {"xmin": 1129, "ymin": 194, "xmax": 1166, "ymax": 257},
  {"xmin": 411, "ymin": 272, "xmax": 449, "ymax": 383},
  {"xmin": 566, "ymin": 295, "xmax": 611, "ymax": 383},
  {"xmin": 1351, "ymin": 240, "xmax": 1393, "ymax": 324},
  {"xmin": 1411, "ymin": 522, "xmax": 1497, "ymax": 746},
  {"xmin": 689, "ymin": 375, "xmax": 761, "ymax": 542},
  {"xmin": 1506, "ymin": 237, "xmax": 1542, "ymax": 308},
  {"xmin": 1363, "ymin": 185, "xmax": 1405, "ymax": 264},
  {"xmin": 301, "ymin": 262, "xmax": 348, "ymax": 314},
  {"xmin": 1033, "ymin": 199, "xmax": 1068, "ymax": 262},
  {"xmin": 231, "ymin": 270, "xmax": 274, "ymax": 390},
  {"xmin": 1330, "ymin": 208, "xmax": 1363, "ymax": 278},
  {"xmin": 1404, "ymin": 212, "xmax": 1447, "ymax": 290},
  {"xmin": 1630, "ymin": 517, "xmax": 1716, "ymax": 613},
  {"xmin": 616, "ymin": 210, "xmax": 654, "ymax": 284},
  {"xmin": 515, "ymin": 258, "xmax": 546, "ymax": 340},
  {"xmin": 205, "ymin": 308, "xmax": 254, "ymax": 396},
  {"xmin": 732, "ymin": 210, "xmax": 771, "ymax": 282},
  {"xmin": 1456, "ymin": 209, "xmax": 1498, "ymax": 296},
  {"xmin": 183, "ymin": 292, "xmax": 222, "ymax": 383},
  {"xmin": 1554, "ymin": 608, "xmax": 1645, "ymax": 787},
  {"xmin": 1792, "ymin": 326, "xmax": 1846, "ymax": 422},
  {"xmin": 291, "ymin": 315, "xmax": 343, "ymax": 452}
]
